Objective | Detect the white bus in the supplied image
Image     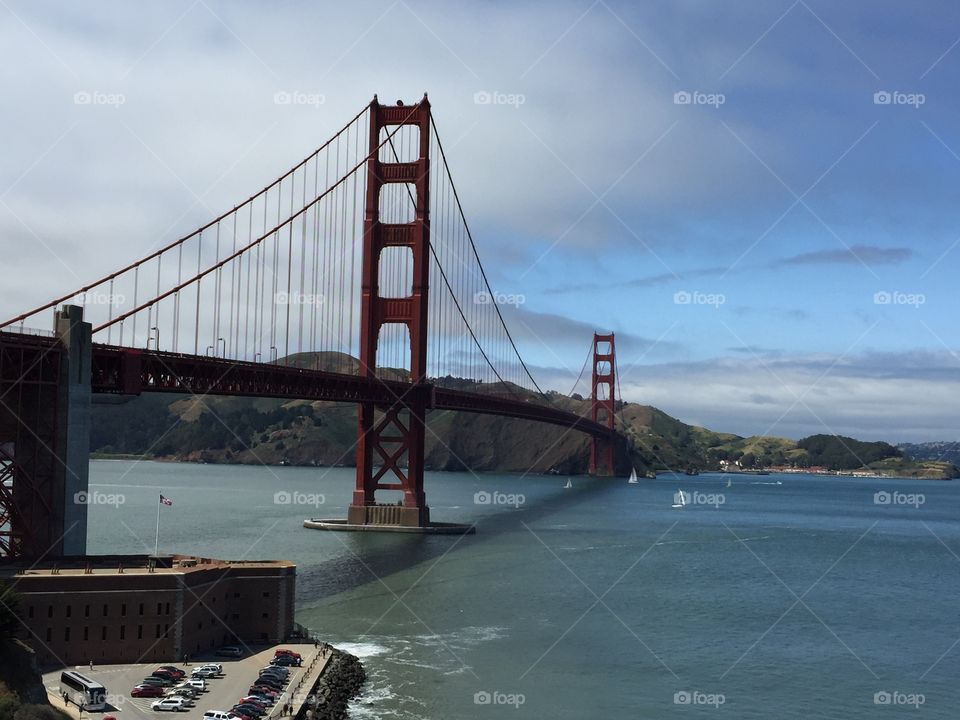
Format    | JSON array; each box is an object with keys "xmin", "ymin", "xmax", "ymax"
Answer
[{"xmin": 60, "ymin": 670, "xmax": 107, "ymax": 711}]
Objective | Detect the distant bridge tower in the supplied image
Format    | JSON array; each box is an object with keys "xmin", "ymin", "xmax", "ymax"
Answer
[
  {"xmin": 349, "ymin": 95, "xmax": 432, "ymax": 528},
  {"xmin": 589, "ymin": 332, "xmax": 616, "ymax": 476}
]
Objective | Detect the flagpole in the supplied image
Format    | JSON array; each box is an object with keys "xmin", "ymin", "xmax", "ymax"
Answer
[{"xmin": 154, "ymin": 492, "xmax": 161, "ymax": 557}]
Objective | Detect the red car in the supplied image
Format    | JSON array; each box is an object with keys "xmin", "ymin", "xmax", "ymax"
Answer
[
  {"xmin": 238, "ymin": 698, "xmax": 267, "ymax": 710},
  {"xmin": 274, "ymin": 649, "xmax": 301, "ymax": 660},
  {"xmin": 157, "ymin": 666, "xmax": 186, "ymax": 679},
  {"xmin": 131, "ymin": 684, "xmax": 165, "ymax": 698}
]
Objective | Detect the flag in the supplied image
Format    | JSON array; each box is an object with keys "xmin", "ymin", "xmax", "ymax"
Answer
[{"xmin": 160, "ymin": 494, "xmax": 173, "ymax": 506}]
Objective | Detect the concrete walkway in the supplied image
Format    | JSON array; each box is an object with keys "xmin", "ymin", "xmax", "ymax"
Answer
[{"xmin": 267, "ymin": 646, "xmax": 331, "ymax": 720}]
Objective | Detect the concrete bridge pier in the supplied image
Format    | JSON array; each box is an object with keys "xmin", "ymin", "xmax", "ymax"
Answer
[
  {"xmin": 54, "ymin": 304, "xmax": 92, "ymax": 557},
  {"xmin": 0, "ymin": 304, "xmax": 90, "ymax": 559}
]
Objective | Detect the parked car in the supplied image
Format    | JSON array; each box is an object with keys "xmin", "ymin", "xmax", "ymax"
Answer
[
  {"xmin": 151, "ymin": 670, "xmax": 180, "ymax": 682},
  {"xmin": 271, "ymin": 654, "xmax": 299, "ymax": 667},
  {"xmin": 217, "ymin": 646, "xmax": 243, "ymax": 657},
  {"xmin": 274, "ymin": 649, "xmax": 302, "ymax": 661},
  {"xmin": 151, "ymin": 697, "xmax": 188, "ymax": 712},
  {"xmin": 157, "ymin": 666, "xmax": 186, "ymax": 679},
  {"xmin": 167, "ymin": 684, "xmax": 199, "ymax": 698},
  {"xmin": 183, "ymin": 678, "xmax": 207, "ymax": 691},
  {"xmin": 142, "ymin": 676, "xmax": 174, "ymax": 687},
  {"xmin": 252, "ymin": 677, "xmax": 282, "ymax": 690},
  {"xmin": 238, "ymin": 697, "xmax": 269, "ymax": 709},
  {"xmin": 202, "ymin": 711, "xmax": 233, "ymax": 720},
  {"xmin": 132, "ymin": 685, "xmax": 166, "ymax": 698},
  {"xmin": 200, "ymin": 662, "xmax": 223, "ymax": 673},
  {"xmin": 228, "ymin": 710, "xmax": 255, "ymax": 720},
  {"xmin": 232, "ymin": 703, "xmax": 265, "ymax": 717},
  {"xmin": 191, "ymin": 667, "xmax": 218, "ymax": 679},
  {"xmin": 258, "ymin": 670, "xmax": 286, "ymax": 682},
  {"xmin": 247, "ymin": 686, "xmax": 278, "ymax": 699}
]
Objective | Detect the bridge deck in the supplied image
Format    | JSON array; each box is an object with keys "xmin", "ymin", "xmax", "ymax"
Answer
[{"xmin": 0, "ymin": 332, "xmax": 613, "ymax": 439}]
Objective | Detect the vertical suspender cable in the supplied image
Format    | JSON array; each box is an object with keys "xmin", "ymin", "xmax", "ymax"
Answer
[
  {"xmin": 285, "ymin": 167, "xmax": 295, "ymax": 362},
  {"xmin": 213, "ymin": 222, "xmax": 222, "ymax": 354},
  {"xmin": 348, "ymin": 114, "xmax": 359, "ymax": 370},
  {"xmin": 174, "ymin": 244, "xmax": 183, "ymax": 352},
  {"xmin": 107, "ymin": 278, "xmax": 115, "ymax": 345},
  {"xmin": 244, "ymin": 203, "xmax": 253, "ymax": 358},
  {"xmin": 132, "ymin": 266, "xmax": 139, "ymax": 347},
  {"xmin": 194, "ymin": 231, "xmax": 202, "ymax": 355}
]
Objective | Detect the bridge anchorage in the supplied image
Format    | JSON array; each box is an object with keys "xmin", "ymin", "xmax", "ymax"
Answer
[{"xmin": 0, "ymin": 94, "xmax": 627, "ymax": 552}]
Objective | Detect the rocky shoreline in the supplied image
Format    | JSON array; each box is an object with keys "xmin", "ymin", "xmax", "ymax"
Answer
[{"xmin": 297, "ymin": 648, "xmax": 366, "ymax": 720}]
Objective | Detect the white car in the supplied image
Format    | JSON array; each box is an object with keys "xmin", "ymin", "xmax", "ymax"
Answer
[
  {"xmin": 151, "ymin": 697, "xmax": 188, "ymax": 712},
  {"xmin": 191, "ymin": 667, "xmax": 218, "ymax": 679},
  {"xmin": 184, "ymin": 678, "xmax": 207, "ymax": 691},
  {"xmin": 167, "ymin": 684, "xmax": 199, "ymax": 698},
  {"xmin": 200, "ymin": 663, "xmax": 223, "ymax": 673}
]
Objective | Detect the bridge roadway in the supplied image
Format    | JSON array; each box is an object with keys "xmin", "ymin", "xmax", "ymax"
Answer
[{"xmin": 2, "ymin": 331, "xmax": 614, "ymax": 440}]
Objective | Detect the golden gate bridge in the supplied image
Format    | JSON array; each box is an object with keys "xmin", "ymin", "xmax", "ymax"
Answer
[{"xmin": 0, "ymin": 95, "xmax": 625, "ymax": 557}]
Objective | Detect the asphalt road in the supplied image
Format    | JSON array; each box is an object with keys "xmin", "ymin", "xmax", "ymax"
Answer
[{"xmin": 44, "ymin": 643, "xmax": 317, "ymax": 720}]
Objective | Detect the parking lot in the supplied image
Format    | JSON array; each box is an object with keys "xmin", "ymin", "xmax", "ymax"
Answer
[{"xmin": 44, "ymin": 642, "xmax": 322, "ymax": 720}]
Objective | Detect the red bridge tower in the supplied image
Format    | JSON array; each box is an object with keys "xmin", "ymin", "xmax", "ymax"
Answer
[
  {"xmin": 589, "ymin": 332, "xmax": 617, "ymax": 476},
  {"xmin": 348, "ymin": 96, "xmax": 432, "ymax": 528}
]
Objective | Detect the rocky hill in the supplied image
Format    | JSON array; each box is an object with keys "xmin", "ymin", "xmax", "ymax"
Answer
[{"xmin": 0, "ymin": 633, "xmax": 68, "ymax": 719}]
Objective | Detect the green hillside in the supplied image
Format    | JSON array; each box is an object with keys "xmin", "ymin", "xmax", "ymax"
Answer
[{"xmin": 88, "ymin": 354, "xmax": 958, "ymax": 479}]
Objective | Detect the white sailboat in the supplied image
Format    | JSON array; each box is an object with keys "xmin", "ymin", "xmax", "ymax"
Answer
[
  {"xmin": 564, "ymin": 478, "xmax": 573, "ymax": 489},
  {"xmin": 628, "ymin": 467, "xmax": 639, "ymax": 484},
  {"xmin": 671, "ymin": 489, "xmax": 687, "ymax": 509}
]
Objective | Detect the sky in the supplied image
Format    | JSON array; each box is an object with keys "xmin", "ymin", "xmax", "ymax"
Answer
[{"xmin": 0, "ymin": 0, "xmax": 957, "ymax": 442}]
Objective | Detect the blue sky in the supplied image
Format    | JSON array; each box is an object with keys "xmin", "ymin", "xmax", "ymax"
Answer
[{"xmin": 0, "ymin": 0, "xmax": 957, "ymax": 441}]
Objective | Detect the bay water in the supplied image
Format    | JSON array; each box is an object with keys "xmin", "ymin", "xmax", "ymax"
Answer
[{"xmin": 87, "ymin": 461, "xmax": 960, "ymax": 718}]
